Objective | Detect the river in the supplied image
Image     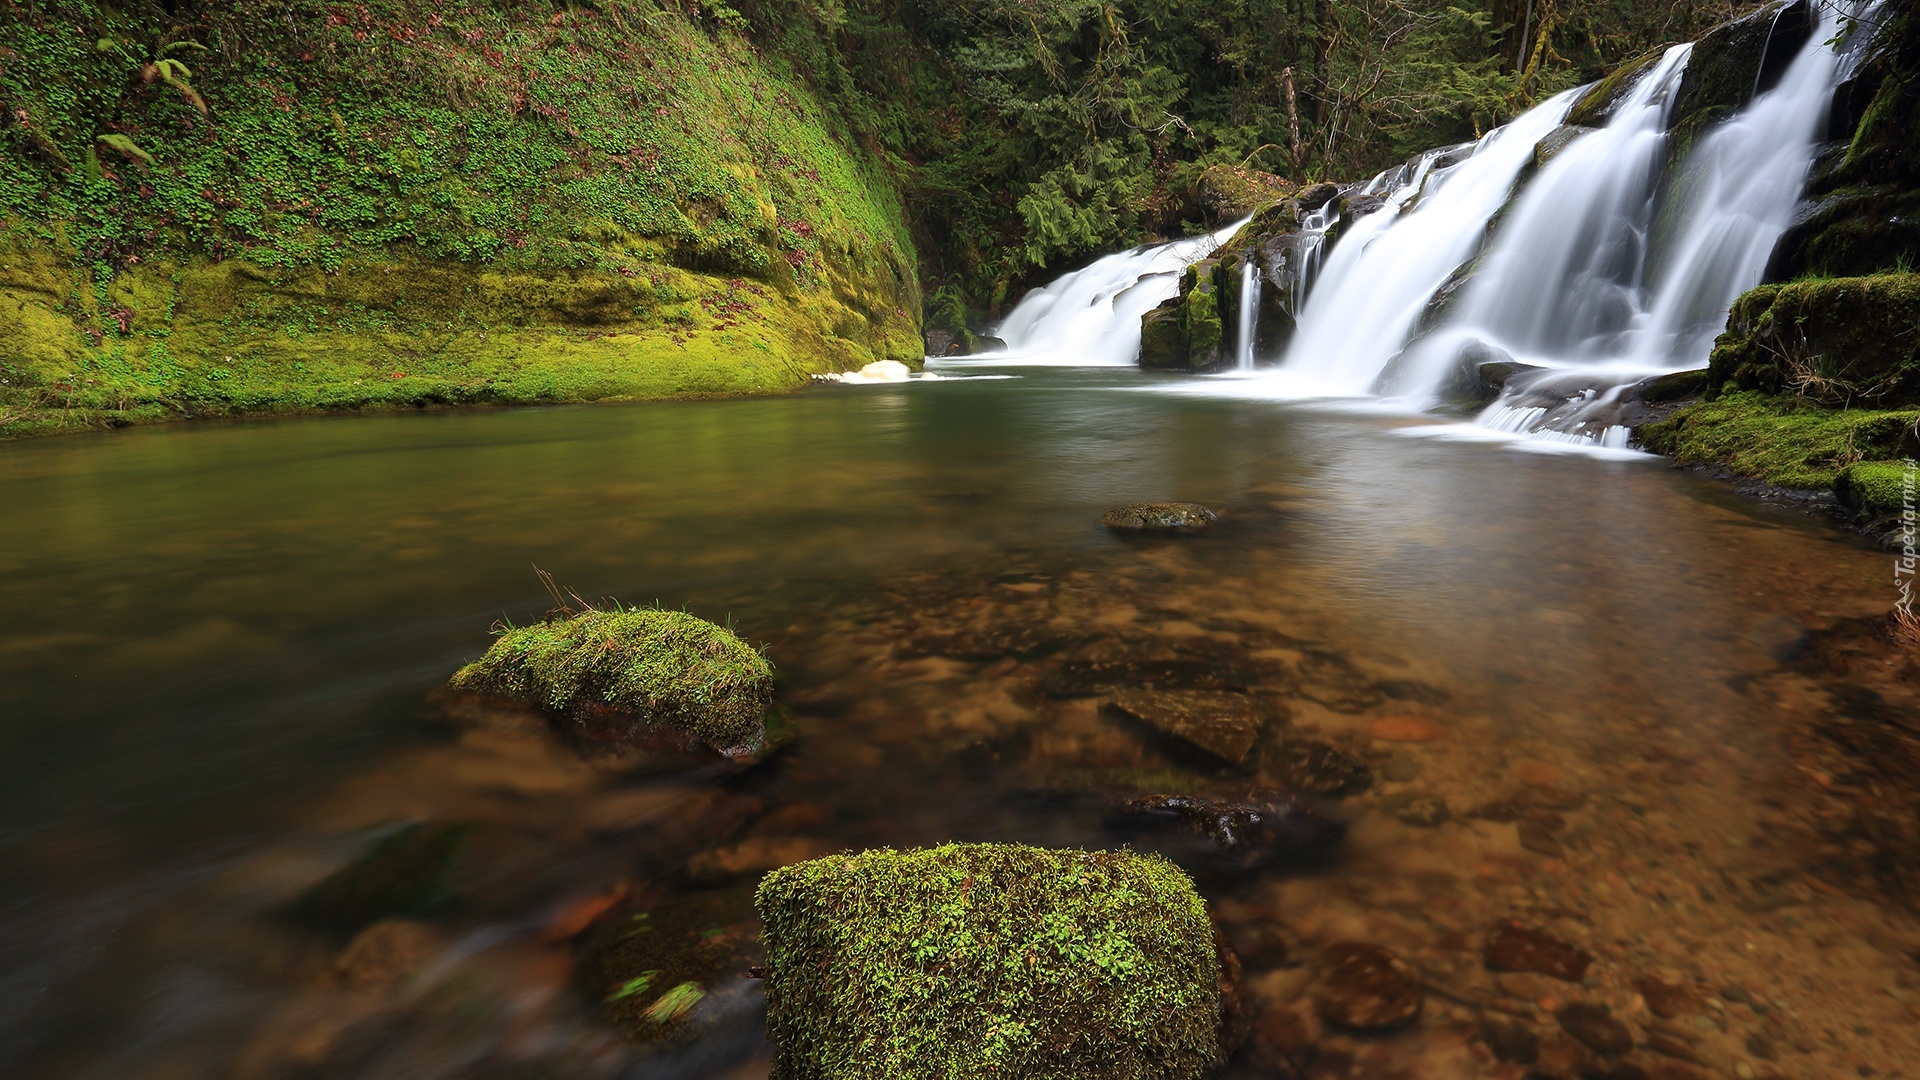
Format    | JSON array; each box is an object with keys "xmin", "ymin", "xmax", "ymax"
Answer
[{"xmin": 0, "ymin": 369, "xmax": 1913, "ymax": 1078}]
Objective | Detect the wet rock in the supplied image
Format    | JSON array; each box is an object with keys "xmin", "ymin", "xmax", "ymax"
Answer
[
  {"xmin": 1380, "ymin": 791, "xmax": 1451, "ymax": 827},
  {"xmin": 1106, "ymin": 689, "xmax": 1268, "ymax": 767},
  {"xmin": 1296, "ymin": 182, "xmax": 1340, "ymax": 212},
  {"xmin": 335, "ymin": 919, "xmax": 445, "ymax": 987},
  {"xmin": 294, "ymin": 822, "xmax": 472, "ymax": 931},
  {"xmin": 1534, "ymin": 123, "xmax": 1596, "ymax": 168},
  {"xmin": 1556, "ymin": 1002, "xmax": 1634, "ymax": 1057},
  {"xmin": 1101, "ymin": 502, "xmax": 1219, "ymax": 531},
  {"xmin": 1484, "ymin": 919, "xmax": 1593, "ymax": 981},
  {"xmin": 1311, "ymin": 942, "xmax": 1423, "ymax": 1032},
  {"xmin": 1265, "ymin": 738, "xmax": 1372, "ymax": 798},
  {"xmin": 1481, "ymin": 1016, "xmax": 1542, "ymax": 1063},
  {"xmin": 1634, "ymin": 975, "xmax": 1704, "ymax": 1019},
  {"xmin": 1107, "ymin": 793, "xmax": 1346, "ymax": 876}
]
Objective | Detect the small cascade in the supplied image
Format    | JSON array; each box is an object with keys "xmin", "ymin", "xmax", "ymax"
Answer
[
  {"xmin": 980, "ymin": 221, "xmax": 1243, "ymax": 365},
  {"xmin": 1234, "ymin": 260, "xmax": 1261, "ymax": 370},
  {"xmin": 1291, "ymin": 200, "xmax": 1338, "ymax": 315}
]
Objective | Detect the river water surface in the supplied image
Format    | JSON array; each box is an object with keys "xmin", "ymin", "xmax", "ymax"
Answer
[{"xmin": 1, "ymin": 369, "xmax": 1915, "ymax": 1079}]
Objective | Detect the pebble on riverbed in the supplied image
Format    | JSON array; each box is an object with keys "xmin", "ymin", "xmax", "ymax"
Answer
[{"xmin": 1484, "ymin": 919, "xmax": 1594, "ymax": 981}]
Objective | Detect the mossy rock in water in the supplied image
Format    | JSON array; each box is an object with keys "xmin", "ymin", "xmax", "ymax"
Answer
[
  {"xmin": 450, "ymin": 607, "xmax": 773, "ymax": 758},
  {"xmin": 756, "ymin": 843, "xmax": 1221, "ymax": 1080},
  {"xmin": 1101, "ymin": 503, "xmax": 1218, "ymax": 531},
  {"xmin": 1191, "ymin": 163, "xmax": 1294, "ymax": 226},
  {"xmin": 295, "ymin": 822, "xmax": 473, "ymax": 931}
]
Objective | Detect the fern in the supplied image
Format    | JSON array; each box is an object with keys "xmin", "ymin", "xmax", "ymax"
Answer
[{"xmin": 95, "ymin": 133, "xmax": 153, "ymax": 164}]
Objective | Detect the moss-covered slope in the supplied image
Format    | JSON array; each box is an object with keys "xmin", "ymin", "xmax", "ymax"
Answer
[{"xmin": 0, "ymin": 0, "xmax": 921, "ymax": 437}]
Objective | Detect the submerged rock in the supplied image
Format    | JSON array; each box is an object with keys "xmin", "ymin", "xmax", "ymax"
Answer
[
  {"xmin": 1105, "ymin": 793, "xmax": 1346, "ymax": 875},
  {"xmin": 1483, "ymin": 919, "xmax": 1593, "ymax": 981},
  {"xmin": 335, "ymin": 919, "xmax": 446, "ymax": 987},
  {"xmin": 756, "ymin": 844, "xmax": 1222, "ymax": 1078},
  {"xmin": 449, "ymin": 606, "xmax": 774, "ymax": 759},
  {"xmin": 1100, "ymin": 502, "xmax": 1219, "ymax": 531},
  {"xmin": 1263, "ymin": 738, "xmax": 1373, "ymax": 798},
  {"xmin": 1105, "ymin": 689, "xmax": 1268, "ymax": 767},
  {"xmin": 295, "ymin": 822, "xmax": 472, "ymax": 931},
  {"xmin": 1313, "ymin": 942, "xmax": 1424, "ymax": 1032},
  {"xmin": 578, "ymin": 886, "xmax": 762, "ymax": 1044}
]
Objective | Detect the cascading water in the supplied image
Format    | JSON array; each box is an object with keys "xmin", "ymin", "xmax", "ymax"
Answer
[
  {"xmin": 1234, "ymin": 260, "xmax": 1261, "ymax": 370},
  {"xmin": 956, "ymin": 1, "xmax": 1878, "ymax": 457},
  {"xmin": 1274, "ymin": 95, "xmax": 1578, "ymax": 398},
  {"xmin": 979, "ymin": 221, "xmax": 1243, "ymax": 365}
]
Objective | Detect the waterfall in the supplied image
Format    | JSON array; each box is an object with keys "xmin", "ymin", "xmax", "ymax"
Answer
[
  {"xmin": 1235, "ymin": 260, "xmax": 1261, "ymax": 370},
  {"xmin": 1274, "ymin": 94, "xmax": 1578, "ymax": 397},
  {"xmin": 980, "ymin": 221, "xmax": 1244, "ymax": 365}
]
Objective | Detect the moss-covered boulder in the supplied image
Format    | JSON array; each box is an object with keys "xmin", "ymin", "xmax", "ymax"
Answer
[
  {"xmin": 1139, "ymin": 296, "xmax": 1191, "ymax": 371},
  {"xmin": 1707, "ymin": 274, "xmax": 1920, "ymax": 404},
  {"xmin": 450, "ymin": 606, "xmax": 773, "ymax": 758},
  {"xmin": 1191, "ymin": 163, "xmax": 1294, "ymax": 227},
  {"xmin": 756, "ymin": 843, "xmax": 1221, "ymax": 1080}
]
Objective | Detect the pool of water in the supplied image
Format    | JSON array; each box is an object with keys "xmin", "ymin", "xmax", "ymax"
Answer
[{"xmin": 1, "ymin": 369, "xmax": 1913, "ymax": 1078}]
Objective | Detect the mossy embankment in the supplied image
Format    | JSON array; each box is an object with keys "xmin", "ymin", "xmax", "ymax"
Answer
[
  {"xmin": 0, "ymin": 0, "xmax": 920, "ymax": 439},
  {"xmin": 1634, "ymin": 7, "xmax": 1920, "ymax": 538}
]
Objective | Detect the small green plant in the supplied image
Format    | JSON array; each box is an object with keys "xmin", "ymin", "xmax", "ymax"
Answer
[
  {"xmin": 643, "ymin": 981, "xmax": 706, "ymax": 1023},
  {"xmin": 606, "ymin": 970, "xmax": 659, "ymax": 1002}
]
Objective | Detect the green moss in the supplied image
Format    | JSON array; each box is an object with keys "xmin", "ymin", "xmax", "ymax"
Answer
[
  {"xmin": 295, "ymin": 822, "xmax": 473, "ymax": 932},
  {"xmin": 1636, "ymin": 391, "xmax": 1920, "ymax": 490},
  {"xmin": 1181, "ymin": 262, "xmax": 1223, "ymax": 371},
  {"xmin": 1566, "ymin": 48, "xmax": 1664, "ymax": 128},
  {"xmin": 0, "ymin": 0, "xmax": 920, "ymax": 439},
  {"xmin": 1836, "ymin": 460, "xmax": 1918, "ymax": 518},
  {"xmin": 1706, "ymin": 274, "xmax": 1920, "ymax": 404},
  {"xmin": 756, "ymin": 843, "xmax": 1220, "ymax": 1080},
  {"xmin": 1138, "ymin": 298, "xmax": 1188, "ymax": 371},
  {"xmin": 450, "ymin": 606, "xmax": 773, "ymax": 756}
]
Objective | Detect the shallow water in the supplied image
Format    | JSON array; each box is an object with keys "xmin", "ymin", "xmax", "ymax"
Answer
[{"xmin": 1, "ymin": 370, "xmax": 1914, "ymax": 1079}]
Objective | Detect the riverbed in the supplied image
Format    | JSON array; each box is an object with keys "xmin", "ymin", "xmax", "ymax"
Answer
[{"xmin": 1, "ymin": 368, "xmax": 1913, "ymax": 1079}]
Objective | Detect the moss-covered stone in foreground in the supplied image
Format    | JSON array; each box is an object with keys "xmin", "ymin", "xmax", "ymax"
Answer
[
  {"xmin": 755, "ymin": 843, "xmax": 1220, "ymax": 1080},
  {"xmin": 1636, "ymin": 390, "xmax": 1918, "ymax": 492},
  {"xmin": 450, "ymin": 607, "xmax": 772, "ymax": 757}
]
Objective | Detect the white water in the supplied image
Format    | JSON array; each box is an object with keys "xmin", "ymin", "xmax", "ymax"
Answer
[
  {"xmin": 1235, "ymin": 260, "xmax": 1261, "ymax": 370},
  {"xmin": 1275, "ymin": 93, "xmax": 1577, "ymax": 398},
  {"xmin": 977, "ymin": 221, "xmax": 1244, "ymax": 365}
]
